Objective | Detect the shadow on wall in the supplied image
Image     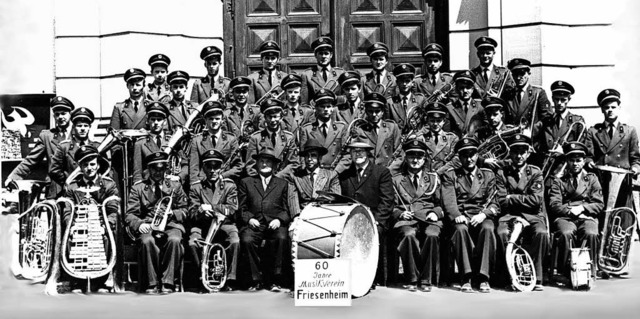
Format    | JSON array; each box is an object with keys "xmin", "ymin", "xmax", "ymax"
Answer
[{"xmin": 456, "ymin": 0, "xmax": 489, "ymax": 67}]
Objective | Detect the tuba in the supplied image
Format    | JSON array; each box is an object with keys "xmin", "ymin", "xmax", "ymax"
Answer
[
  {"xmin": 151, "ymin": 190, "xmax": 174, "ymax": 232},
  {"xmin": 57, "ymin": 190, "xmax": 119, "ymax": 291},
  {"xmin": 197, "ymin": 210, "xmax": 228, "ymax": 292},
  {"xmin": 505, "ymin": 218, "xmax": 536, "ymax": 292},
  {"xmin": 477, "ymin": 125, "xmax": 524, "ymax": 161},
  {"xmin": 596, "ymin": 165, "xmax": 638, "ymax": 275}
]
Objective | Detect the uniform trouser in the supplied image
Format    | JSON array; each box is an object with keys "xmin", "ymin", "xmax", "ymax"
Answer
[
  {"xmin": 240, "ymin": 225, "xmax": 289, "ymax": 284},
  {"xmin": 496, "ymin": 218, "xmax": 550, "ymax": 284},
  {"xmin": 376, "ymin": 225, "xmax": 387, "ymax": 285},
  {"xmin": 138, "ymin": 228, "xmax": 184, "ymax": 288},
  {"xmin": 395, "ymin": 224, "xmax": 441, "ymax": 285},
  {"xmin": 189, "ymin": 224, "xmax": 240, "ymax": 281},
  {"xmin": 450, "ymin": 218, "xmax": 496, "ymax": 280},
  {"xmin": 554, "ymin": 218, "xmax": 599, "ymax": 275}
]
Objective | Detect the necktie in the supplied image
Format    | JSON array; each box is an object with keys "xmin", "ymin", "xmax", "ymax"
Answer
[
  {"xmin": 134, "ymin": 101, "xmax": 139, "ymax": 113},
  {"xmin": 322, "ymin": 68, "xmax": 328, "ymax": 82},
  {"xmin": 268, "ymin": 71, "xmax": 273, "ymax": 87},
  {"xmin": 181, "ymin": 103, "xmax": 188, "ymax": 119},
  {"xmin": 156, "ymin": 135, "xmax": 162, "ymax": 148},
  {"xmin": 608, "ymin": 124, "xmax": 614, "ymax": 139},
  {"xmin": 431, "ymin": 75, "xmax": 437, "ymax": 87},
  {"xmin": 271, "ymin": 132, "xmax": 277, "ymax": 146},
  {"xmin": 154, "ymin": 183, "xmax": 162, "ymax": 200},
  {"xmin": 357, "ymin": 168, "xmax": 363, "ymax": 183},
  {"xmin": 309, "ymin": 171, "xmax": 315, "ymax": 186},
  {"xmin": 263, "ymin": 177, "xmax": 268, "ymax": 191},
  {"xmin": 463, "ymin": 102, "xmax": 469, "ymax": 114},
  {"xmin": 376, "ymin": 71, "xmax": 382, "ymax": 85},
  {"xmin": 571, "ymin": 177, "xmax": 578, "ymax": 190},
  {"xmin": 483, "ymin": 68, "xmax": 489, "ymax": 83},
  {"xmin": 434, "ymin": 133, "xmax": 439, "ymax": 145},
  {"xmin": 212, "ymin": 134, "xmax": 217, "ymax": 148},
  {"xmin": 60, "ymin": 131, "xmax": 66, "ymax": 141},
  {"xmin": 157, "ymin": 86, "xmax": 161, "ymax": 96},
  {"xmin": 555, "ymin": 116, "xmax": 562, "ymax": 130},
  {"xmin": 402, "ymin": 97, "xmax": 408, "ymax": 110},
  {"xmin": 516, "ymin": 89, "xmax": 523, "ymax": 104},
  {"xmin": 412, "ymin": 174, "xmax": 419, "ymax": 190},
  {"xmin": 321, "ymin": 123, "xmax": 327, "ymax": 138}
]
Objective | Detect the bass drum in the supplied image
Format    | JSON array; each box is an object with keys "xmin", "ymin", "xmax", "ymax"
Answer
[{"xmin": 291, "ymin": 203, "xmax": 379, "ymax": 298}]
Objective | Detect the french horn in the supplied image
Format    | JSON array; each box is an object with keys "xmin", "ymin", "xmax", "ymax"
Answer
[{"xmin": 505, "ymin": 218, "xmax": 536, "ymax": 292}]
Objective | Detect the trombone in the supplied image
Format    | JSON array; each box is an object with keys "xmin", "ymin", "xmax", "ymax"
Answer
[{"xmin": 542, "ymin": 121, "xmax": 586, "ymax": 180}]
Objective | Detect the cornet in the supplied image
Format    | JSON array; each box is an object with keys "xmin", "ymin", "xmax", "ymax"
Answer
[{"xmin": 151, "ymin": 190, "xmax": 174, "ymax": 232}]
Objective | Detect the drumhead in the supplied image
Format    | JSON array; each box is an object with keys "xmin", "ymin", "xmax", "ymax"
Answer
[{"xmin": 339, "ymin": 205, "xmax": 378, "ymax": 298}]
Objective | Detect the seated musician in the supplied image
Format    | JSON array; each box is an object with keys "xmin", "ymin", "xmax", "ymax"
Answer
[
  {"xmin": 62, "ymin": 145, "xmax": 118, "ymax": 293},
  {"xmin": 125, "ymin": 152, "xmax": 189, "ymax": 294},
  {"xmin": 238, "ymin": 146, "xmax": 292, "ymax": 292},
  {"xmin": 336, "ymin": 70, "xmax": 365, "ymax": 124},
  {"xmin": 392, "ymin": 139, "xmax": 442, "ymax": 292},
  {"xmin": 440, "ymin": 137, "xmax": 499, "ymax": 293},
  {"xmin": 386, "ymin": 63, "xmax": 425, "ymax": 132},
  {"xmin": 548, "ymin": 142, "xmax": 604, "ymax": 283},
  {"xmin": 188, "ymin": 149, "xmax": 239, "ymax": 292},
  {"xmin": 495, "ymin": 134, "xmax": 549, "ymax": 291}
]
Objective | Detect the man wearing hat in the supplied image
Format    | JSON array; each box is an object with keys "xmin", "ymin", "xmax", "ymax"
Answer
[
  {"xmin": 245, "ymin": 98, "xmax": 299, "ymax": 178},
  {"xmin": 419, "ymin": 102, "xmax": 458, "ymax": 172},
  {"xmin": 355, "ymin": 92, "xmax": 401, "ymax": 168},
  {"xmin": 50, "ymin": 107, "xmax": 101, "ymax": 189},
  {"xmin": 238, "ymin": 146, "xmax": 292, "ymax": 292},
  {"xmin": 548, "ymin": 141, "xmax": 604, "ymax": 281},
  {"xmin": 386, "ymin": 63, "xmax": 426, "ymax": 132},
  {"xmin": 125, "ymin": 152, "xmax": 189, "ymax": 294},
  {"xmin": 6, "ymin": 96, "xmax": 74, "ymax": 198},
  {"xmin": 146, "ymin": 53, "xmax": 172, "ymax": 103},
  {"xmin": 503, "ymin": 58, "xmax": 551, "ymax": 127},
  {"xmin": 110, "ymin": 68, "xmax": 151, "ymax": 130},
  {"xmin": 167, "ymin": 70, "xmax": 199, "ymax": 132},
  {"xmin": 338, "ymin": 136, "xmax": 395, "ymax": 286},
  {"xmin": 362, "ymin": 42, "xmax": 396, "ymax": 98},
  {"xmin": 470, "ymin": 36, "xmax": 514, "ymax": 99},
  {"xmin": 254, "ymin": 74, "xmax": 314, "ymax": 133},
  {"xmin": 300, "ymin": 89, "xmax": 350, "ymax": 173},
  {"xmin": 248, "ymin": 40, "xmax": 286, "ymax": 104},
  {"xmin": 191, "ymin": 45, "xmax": 230, "ymax": 104},
  {"xmin": 444, "ymin": 70, "xmax": 484, "ymax": 138},
  {"xmin": 441, "ymin": 137, "xmax": 500, "ymax": 293},
  {"xmin": 189, "ymin": 100, "xmax": 243, "ymax": 183},
  {"xmin": 415, "ymin": 43, "xmax": 454, "ymax": 99},
  {"xmin": 300, "ymin": 36, "xmax": 344, "ymax": 104},
  {"xmin": 391, "ymin": 139, "xmax": 443, "ymax": 292},
  {"xmin": 336, "ymin": 70, "xmax": 365, "ymax": 124},
  {"xmin": 469, "ymin": 96, "xmax": 516, "ymax": 170},
  {"xmin": 495, "ymin": 134, "xmax": 549, "ymax": 291},
  {"xmin": 224, "ymin": 76, "xmax": 260, "ymax": 135},
  {"xmin": 61, "ymin": 144, "xmax": 118, "ymax": 293},
  {"xmin": 188, "ymin": 149, "xmax": 240, "ymax": 292}
]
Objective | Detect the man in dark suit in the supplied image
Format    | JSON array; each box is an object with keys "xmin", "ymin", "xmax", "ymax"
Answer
[
  {"xmin": 502, "ymin": 58, "xmax": 551, "ymax": 127},
  {"xmin": 339, "ymin": 136, "xmax": 394, "ymax": 286},
  {"xmin": 166, "ymin": 70, "xmax": 200, "ymax": 132},
  {"xmin": 238, "ymin": 146, "xmax": 292, "ymax": 292},
  {"xmin": 248, "ymin": 40, "xmax": 286, "ymax": 104},
  {"xmin": 470, "ymin": 36, "xmax": 514, "ymax": 99},
  {"xmin": 6, "ymin": 96, "xmax": 74, "ymax": 198},
  {"xmin": 146, "ymin": 54, "xmax": 172, "ymax": 103},
  {"xmin": 300, "ymin": 36, "xmax": 344, "ymax": 105},
  {"xmin": 191, "ymin": 46, "xmax": 230, "ymax": 104},
  {"xmin": 444, "ymin": 70, "xmax": 485, "ymax": 138}
]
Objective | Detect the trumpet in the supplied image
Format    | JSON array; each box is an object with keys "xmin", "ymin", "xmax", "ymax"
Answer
[
  {"xmin": 484, "ymin": 70, "xmax": 510, "ymax": 98},
  {"xmin": 543, "ymin": 121, "xmax": 586, "ymax": 179},
  {"xmin": 506, "ymin": 218, "xmax": 536, "ymax": 292},
  {"xmin": 151, "ymin": 190, "xmax": 174, "ymax": 232},
  {"xmin": 255, "ymin": 85, "xmax": 284, "ymax": 106}
]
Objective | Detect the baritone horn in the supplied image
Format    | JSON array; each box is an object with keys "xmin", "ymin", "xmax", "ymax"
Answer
[
  {"xmin": 197, "ymin": 209, "xmax": 228, "ymax": 292},
  {"xmin": 477, "ymin": 125, "xmax": 524, "ymax": 161},
  {"xmin": 505, "ymin": 218, "xmax": 536, "ymax": 292},
  {"xmin": 151, "ymin": 190, "xmax": 174, "ymax": 232}
]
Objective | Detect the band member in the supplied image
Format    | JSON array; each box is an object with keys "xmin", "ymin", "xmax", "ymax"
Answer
[
  {"xmin": 470, "ymin": 36, "xmax": 514, "ymax": 99},
  {"xmin": 62, "ymin": 145, "xmax": 118, "ymax": 293},
  {"xmin": 189, "ymin": 101, "xmax": 242, "ymax": 183},
  {"xmin": 336, "ymin": 70, "xmax": 365, "ymax": 124},
  {"xmin": 299, "ymin": 89, "xmax": 350, "ymax": 173},
  {"xmin": 585, "ymin": 88, "xmax": 640, "ymax": 209},
  {"xmin": 419, "ymin": 102, "xmax": 458, "ymax": 172},
  {"xmin": 245, "ymin": 99, "xmax": 299, "ymax": 178},
  {"xmin": 414, "ymin": 43, "xmax": 453, "ymax": 99},
  {"xmin": 125, "ymin": 152, "xmax": 189, "ymax": 294},
  {"xmin": 238, "ymin": 147, "xmax": 292, "ymax": 292},
  {"xmin": 248, "ymin": 40, "xmax": 286, "ymax": 104},
  {"xmin": 441, "ymin": 137, "xmax": 500, "ymax": 293},
  {"xmin": 339, "ymin": 136, "xmax": 394, "ymax": 286},
  {"xmin": 471, "ymin": 96, "xmax": 515, "ymax": 170},
  {"xmin": 191, "ymin": 45, "xmax": 230, "ymax": 104},
  {"xmin": 166, "ymin": 70, "xmax": 199, "ymax": 131},
  {"xmin": 361, "ymin": 42, "xmax": 396, "ymax": 98},
  {"xmin": 495, "ymin": 134, "xmax": 549, "ymax": 291},
  {"xmin": 503, "ymin": 58, "xmax": 551, "ymax": 127},
  {"xmin": 386, "ymin": 63, "xmax": 426, "ymax": 132},
  {"xmin": 444, "ymin": 70, "xmax": 484, "ymax": 138},
  {"xmin": 254, "ymin": 74, "xmax": 314, "ymax": 132},
  {"xmin": 548, "ymin": 142, "xmax": 604, "ymax": 280},
  {"xmin": 355, "ymin": 93, "xmax": 401, "ymax": 167},
  {"xmin": 287, "ymin": 139, "xmax": 341, "ymax": 209},
  {"xmin": 110, "ymin": 68, "xmax": 150, "ymax": 130},
  {"xmin": 188, "ymin": 149, "xmax": 239, "ymax": 291},
  {"xmin": 224, "ymin": 76, "xmax": 260, "ymax": 135},
  {"xmin": 146, "ymin": 54, "xmax": 172, "ymax": 103},
  {"xmin": 50, "ymin": 107, "xmax": 100, "ymax": 187},
  {"xmin": 5, "ymin": 96, "xmax": 74, "ymax": 198},
  {"xmin": 392, "ymin": 139, "xmax": 442, "ymax": 292},
  {"xmin": 300, "ymin": 36, "xmax": 344, "ymax": 104}
]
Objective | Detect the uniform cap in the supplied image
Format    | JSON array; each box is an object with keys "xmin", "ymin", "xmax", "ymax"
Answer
[
  {"xmin": 50, "ymin": 96, "xmax": 75, "ymax": 112},
  {"xmin": 71, "ymin": 107, "xmax": 95, "ymax": 124},
  {"xmin": 281, "ymin": 74, "xmax": 303, "ymax": 89},
  {"xmin": 202, "ymin": 100, "xmax": 225, "ymax": 118},
  {"xmin": 455, "ymin": 137, "xmax": 480, "ymax": 153},
  {"xmin": 422, "ymin": 43, "xmax": 443, "ymax": 57},
  {"xmin": 229, "ymin": 76, "xmax": 252, "ymax": 90},
  {"xmin": 551, "ymin": 80, "xmax": 575, "ymax": 96},
  {"xmin": 363, "ymin": 92, "xmax": 386, "ymax": 108},
  {"xmin": 338, "ymin": 71, "xmax": 361, "ymax": 87},
  {"xmin": 311, "ymin": 36, "xmax": 334, "ymax": 52},
  {"xmin": 474, "ymin": 36, "xmax": 498, "ymax": 50},
  {"xmin": 148, "ymin": 54, "xmax": 171, "ymax": 67},
  {"xmin": 124, "ymin": 68, "xmax": 146, "ymax": 83},
  {"xmin": 167, "ymin": 70, "xmax": 190, "ymax": 84},
  {"xmin": 147, "ymin": 102, "xmax": 169, "ymax": 118},
  {"xmin": 402, "ymin": 139, "xmax": 428, "ymax": 154},
  {"xmin": 507, "ymin": 58, "xmax": 531, "ymax": 71},
  {"xmin": 201, "ymin": 149, "xmax": 225, "ymax": 165},
  {"xmin": 597, "ymin": 88, "xmax": 621, "ymax": 106},
  {"xmin": 563, "ymin": 141, "xmax": 587, "ymax": 156},
  {"xmin": 366, "ymin": 42, "xmax": 389, "ymax": 57},
  {"xmin": 259, "ymin": 40, "xmax": 281, "ymax": 56},
  {"xmin": 200, "ymin": 46, "xmax": 223, "ymax": 60},
  {"xmin": 392, "ymin": 63, "xmax": 416, "ymax": 78}
]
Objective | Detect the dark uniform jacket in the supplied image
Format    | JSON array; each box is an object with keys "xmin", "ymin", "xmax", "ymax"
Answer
[
  {"xmin": 125, "ymin": 178, "xmax": 189, "ymax": 233},
  {"xmin": 188, "ymin": 177, "xmax": 238, "ymax": 229},
  {"xmin": 237, "ymin": 175, "xmax": 291, "ymax": 226},
  {"xmin": 50, "ymin": 138, "xmax": 100, "ymax": 187},
  {"xmin": 339, "ymin": 162, "xmax": 395, "ymax": 229},
  {"xmin": 471, "ymin": 64, "xmax": 514, "ymax": 99},
  {"xmin": 336, "ymin": 99, "xmax": 366, "ymax": 125},
  {"xmin": 287, "ymin": 167, "xmax": 341, "ymax": 209},
  {"xmin": 444, "ymin": 99, "xmax": 484, "ymax": 138},
  {"xmin": 146, "ymin": 82, "xmax": 172, "ymax": 103},
  {"xmin": 533, "ymin": 112, "xmax": 585, "ymax": 153},
  {"xmin": 190, "ymin": 75, "xmax": 231, "ymax": 104},
  {"xmin": 418, "ymin": 130, "xmax": 458, "ymax": 172},
  {"xmin": 63, "ymin": 175, "xmax": 119, "ymax": 226},
  {"xmin": 440, "ymin": 167, "xmax": 500, "ymax": 222},
  {"xmin": 355, "ymin": 120, "xmax": 402, "ymax": 167},
  {"xmin": 414, "ymin": 72, "xmax": 454, "ymax": 97},
  {"xmin": 189, "ymin": 130, "xmax": 242, "ymax": 182},
  {"xmin": 362, "ymin": 70, "xmax": 396, "ymax": 99},
  {"xmin": 133, "ymin": 131, "xmax": 188, "ymax": 184},
  {"xmin": 585, "ymin": 122, "xmax": 640, "ymax": 171},
  {"xmin": 503, "ymin": 84, "xmax": 551, "ymax": 127},
  {"xmin": 385, "ymin": 92, "xmax": 426, "ymax": 132},
  {"xmin": 496, "ymin": 164, "xmax": 546, "ymax": 224},
  {"xmin": 167, "ymin": 99, "xmax": 200, "ymax": 132},
  {"xmin": 299, "ymin": 120, "xmax": 350, "ymax": 172},
  {"xmin": 109, "ymin": 98, "xmax": 151, "ymax": 130},
  {"xmin": 224, "ymin": 102, "xmax": 261, "ymax": 136},
  {"xmin": 245, "ymin": 128, "xmax": 299, "ymax": 178},
  {"xmin": 247, "ymin": 69, "xmax": 286, "ymax": 104},
  {"xmin": 548, "ymin": 170, "xmax": 604, "ymax": 221},
  {"xmin": 392, "ymin": 169, "xmax": 443, "ymax": 228},
  {"xmin": 300, "ymin": 65, "xmax": 345, "ymax": 104}
]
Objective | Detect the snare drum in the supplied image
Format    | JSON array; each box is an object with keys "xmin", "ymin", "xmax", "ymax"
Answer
[
  {"xmin": 291, "ymin": 203, "xmax": 379, "ymax": 298},
  {"xmin": 570, "ymin": 247, "xmax": 592, "ymax": 290}
]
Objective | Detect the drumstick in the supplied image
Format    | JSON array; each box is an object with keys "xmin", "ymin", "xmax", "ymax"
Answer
[{"xmin": 392, "ymin": 185, "xmax": 411, "ymax": 213}]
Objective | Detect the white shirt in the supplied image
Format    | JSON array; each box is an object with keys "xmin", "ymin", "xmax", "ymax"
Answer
[
  {"xmin": 260, "ymin": 174, "xmax": 272, "ymax": 191},
  {"xmin": 356, "ymin": 161, "xmax": 369, "ymax": 178}
]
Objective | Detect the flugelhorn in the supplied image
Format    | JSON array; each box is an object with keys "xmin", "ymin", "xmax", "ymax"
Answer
[
  {"xmin": 197, "ymin": 210, "xmax": 228, "ymax": 292},
  {"xmin": 151, "ymin": 189, "xmax": 174, "ymax": 232},
  {"xmin": 506, "ymin": 218, "xmax": 536, "ymax": 292}
]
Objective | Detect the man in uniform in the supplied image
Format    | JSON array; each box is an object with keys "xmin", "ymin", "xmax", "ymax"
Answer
[
  {"xmin": 146, "ymin": 54, "xmax": 172, "ymax": 103},
  {"xmin": 191, "ymin": 45, "xmax": 230, "ymax": 104},
  {"xmin": 420, "ymin": 102, "xmax": 458, "ymax": 172},
  {"xmin": 362, "ymin": 42, "xmax": 396, "ymax": 98},
  {"xmin": 300, "ymin": 36, "xmax": 344, "ymax": 104},
  {"xmin": 356, "ymin": 93, "xmax": 401, "ymax": 167},
  {"xmin": 441, "ymin": 137, "xmax": 500, "ymax": 293},
  {"xmin": 125, "ymin": 152, "xmax": 189, "ymax": 294},
  {"xmin": 414, "ymin": 43, "xmax": 453, "ymax": 100},
  {"xmin": 254, "ymin": 74, "xmax": 314, "ymax": 132},
  {"xmin": 5, "ymin": 96, "xmax": 74, "ymax": 198},
  {"xmin": 470, "ymin": 36, "xmax": 514, "ymax": 99},
  {"xmin": 503, "ymin": 58, "xmax": 551, "ymax": 127},
  {"xmin": 391, "ymin": 139, "xmax": 442, "ymax": 292},
  {"xmin": 238, "ymin": 147, "xmax": 292, "ymax": 292},
  {"xmin": 166, "ymin": 70, "xmax": 199, "ymax": 132},
  {"xmin": 470, "ymin": 96, "xmax": 516, "ymax": 171},
  {"xmin": 188, "ymin": 149, "xmax": 239, "ymax": 291},
  {"xmin": 336, "ymin": 70, "xmax": 365, "ymax": 124},
  {"xmin": 386, "ymin": 63, "xmax": 426, "ymax": 133},
  {"xmin": 224, "ymin": 76, "xmax": 260, "ymax": 136},
  {"xmin": 495, "ymin": 134, "xmax": 549, "ymax": 291},
  {"xmin": 548, "ymin": 142, "xmax": 604, "ymax": 281},
  {"xmin": 110, "ymin": 68, "xmax": 151, "ymax": 130},
  {"xmin": 248, "ymin": 40, "xmax": 286, "ymax": 104},
  {"xmin": 443, "ymin": 70, "xmax": 485, "ymax": 138}
]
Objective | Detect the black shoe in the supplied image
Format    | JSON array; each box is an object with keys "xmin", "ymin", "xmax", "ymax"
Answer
[
  {"xmin": 402, "ymin": 284, "xmax": 418, "ymax": 292},
  {"xmin": 269, "ymin": 284, "xmax": 282, "ymax": 292},
  {"xmin": 145, "ymin": 286, "xmax": 158, "ymax": 295},
  {"xmin": 418, "ymin": 284, "xmax": 432, "ymax": 292},
  {"xmin": 479, "ymin": 281, "xmax": 491, "ymax": 293},
  {"xmin": 248, "ymin": 282, "xmax": 263, "ymax": 292},
  {"xmin": 460, "ymin": 281, "xmax": 472, "ymax": 293}
]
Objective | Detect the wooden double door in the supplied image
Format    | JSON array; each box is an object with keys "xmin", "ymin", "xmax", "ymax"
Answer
[{"xmin": 223, "ymin": 0, "xmax": 448, "ymax": 77}]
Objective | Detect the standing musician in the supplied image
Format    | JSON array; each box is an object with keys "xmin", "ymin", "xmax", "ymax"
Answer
[
  {"xmin": 444, "ymin": 70, "xmax": 485, "ymax": 138},
  {"xmin": 125, "ymin": 152, "xmax": 189, "ymax": 294},
  {"xmin": 5, "ymin": 96, "xmax": 74, "ymax": 198},
  {"xmin": 189, "ymin": 100, "xmax": 242, "ymax": 183},
  {"xmin": 355, "ymin": 92, "xmax": 401, "ymax": 167},
  {"xmin": 166, "ymin": 70, "xmax": 199, "ymax": 132},
  {"xmin": 386, "ymin": 63, "xmax": 426, "ymax": 132},
  {"xmin": 110, "ymin": 68, "xmax": 151, "ymax": 130},
  {"xmin": 299, "ymin": 89, "xmax": 350, "ymax": 173},
  {"xmin": 414, "ymin": 43, "xmax": 453, "ymax": 99},
  {"xmin": 237, "ymin": 146, "xmax": 292, "ymax": 292},
  {"xmin": 300, "ymin": 36, "xmax": 344, "ymax": 105},
  {"xmin": 502, "ymin": 58, "xmax": 551, "ymax": 127},
  {"xmin": 336, "ymin": 70, "xmax": 365, "ymax": 124},
  {"xmin": 548, "ymin": 142, "xmax": 604, "ymax": 281},
  {"xmin": 224, "ymin": 76, "xmax": 260, "ymax": 135},
  {"xmin": 470, "ymin": 96, "xmax": 515, "ymax": 171},
  {"xmin": 419, "ymin": 102, "xmax": 458, "ymax": 172},
  {"xmin": 495, "ymin": 134, "xmax": 549, "ymax": 291},
  {"xmin": 146, "ymin": 53, "xmax": 172, "ymax": 103},
  {"xmin": 440, "ymin": 137, "xmax": 500, "ymax": 293},
  {"xmin": 392, "ymin": 139, "xmax": 442, "ymax": 292},
  {"xmin": 470, "ymin": 36, "xmax": 514, "ymax": 99},
  {"xmin": 244, "ymin": 98, "xmax": 299, "ymax": 178},
  {"xmin": 248, "ymin": 40, "xmax": 285, "ymax": 104},
  {"xmin": 62, "ymin": 145, "xmax": 118, "ymax": 293},
  {"xmin": 362, "ymin": 42, "xmax": 396, "ymax": 99},
  {"xmin": 188, "ymin": 149, "xmax": 239, "ymax": 291},
  {"xmin": 254, "ymin": 74, "xmax": 314, "ymax": 132},
  {"xmin": 191, "ymin": 45, "xmax": 230, "ymax": 104}
]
